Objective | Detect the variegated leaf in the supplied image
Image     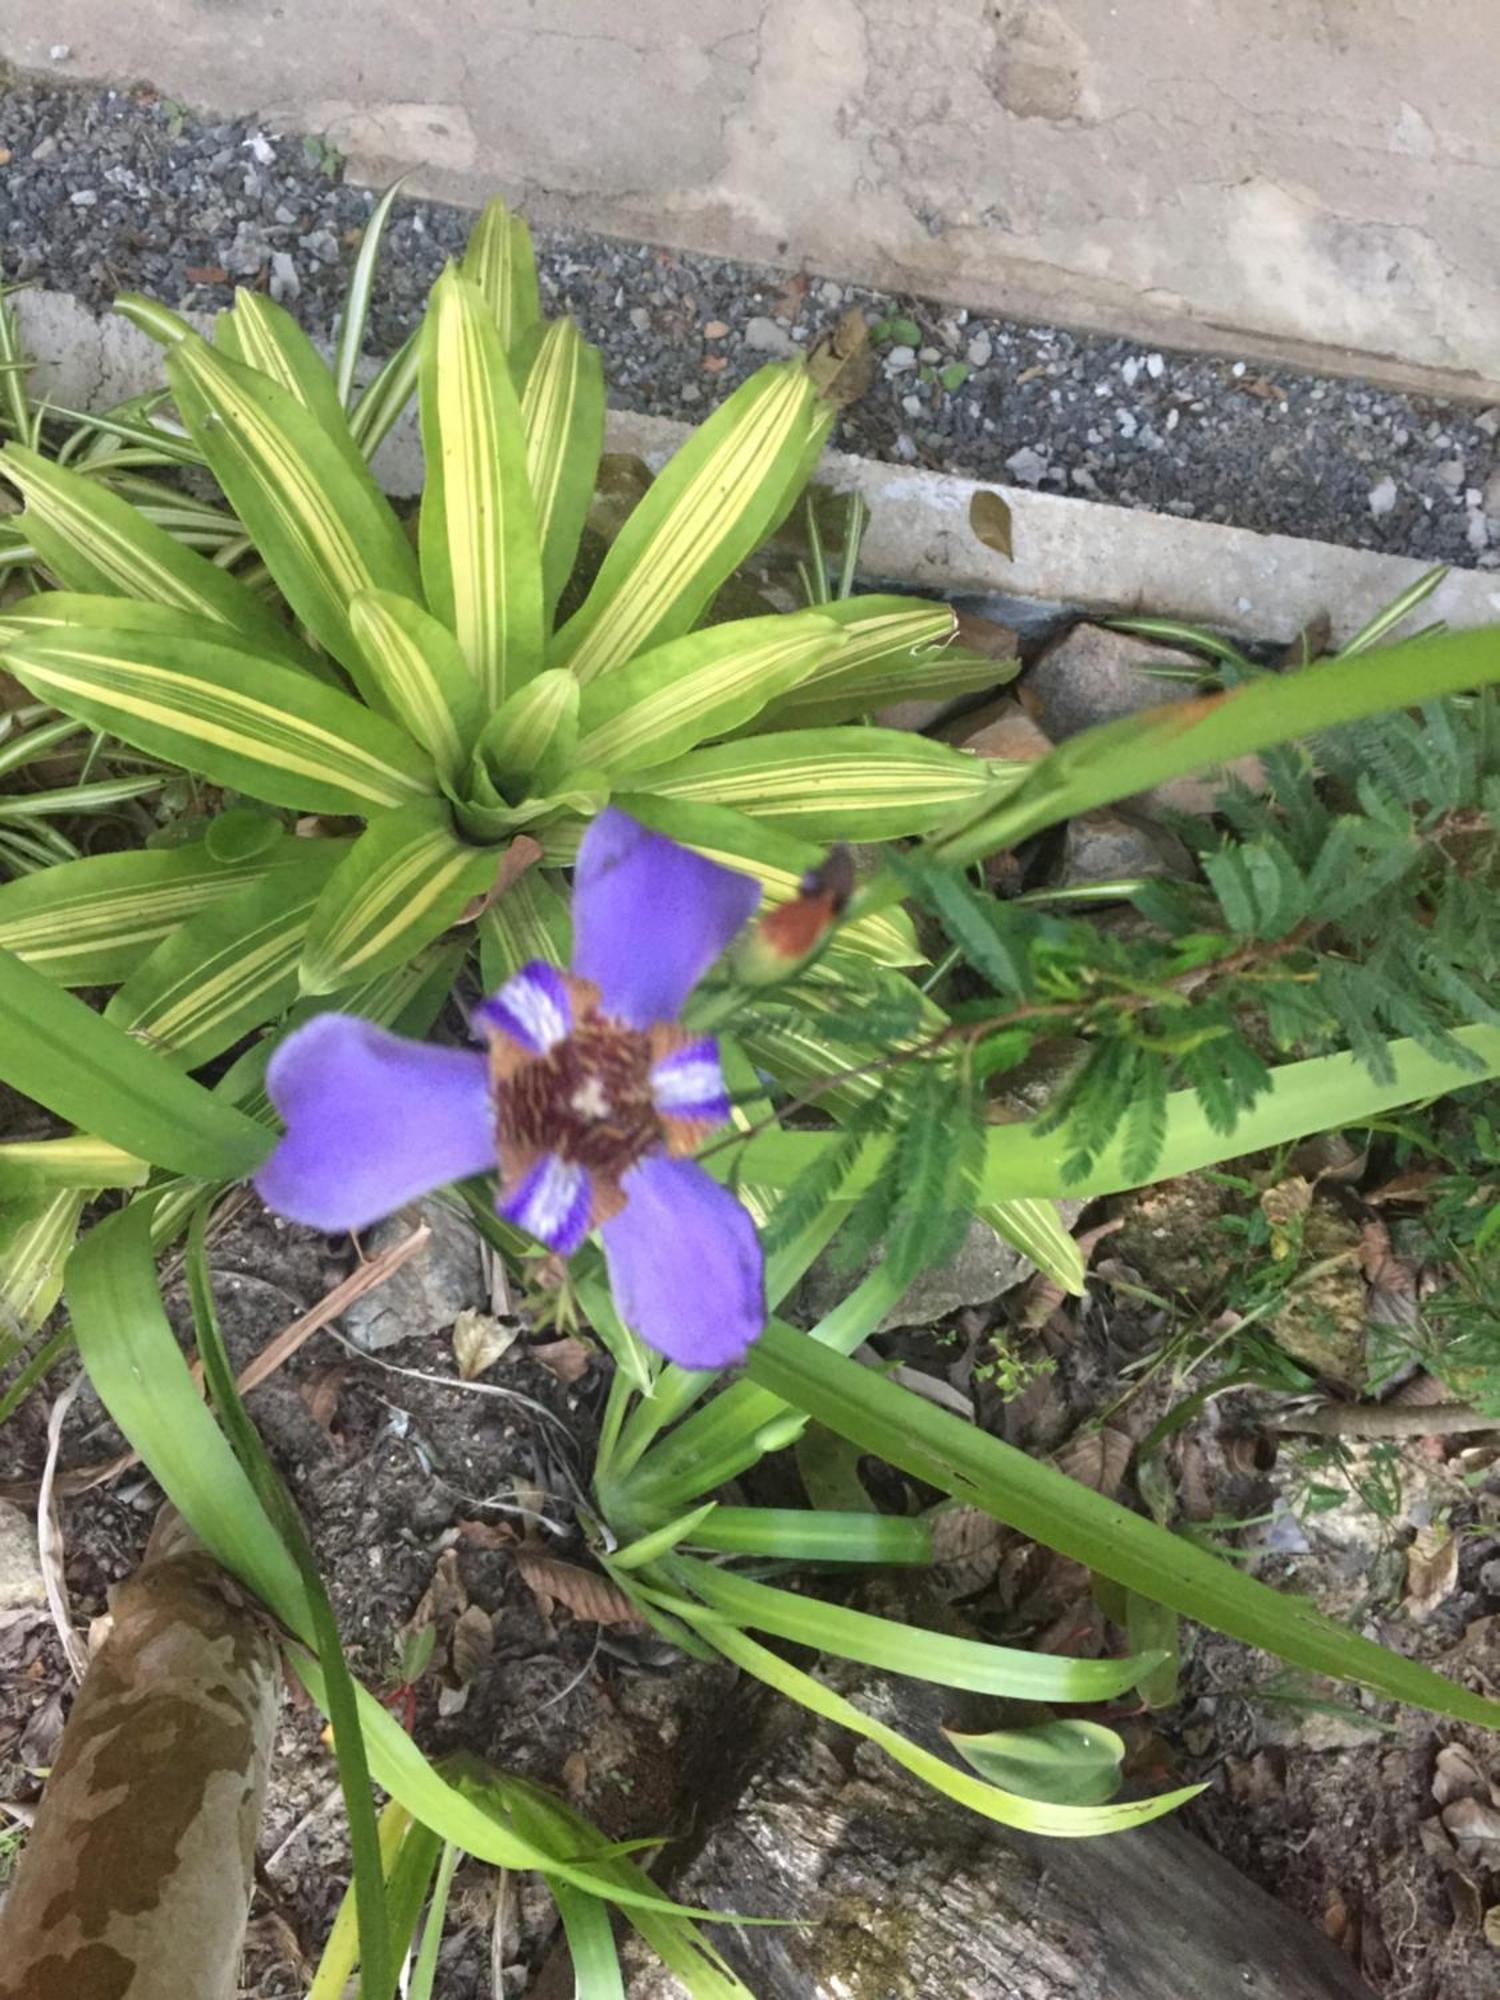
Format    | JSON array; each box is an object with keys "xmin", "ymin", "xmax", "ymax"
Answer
[
  {"xmin": 166, "ymin": 331, "xmax": 424, "ymax": 691},
  {"xmin": 552, "ymin": 362, "xmax": 835, "ymax": 685},
  {"xmin": 215, "ymin": 290, "xmax": 372, "ymax": 481},
  {"xmin": 419, "ymin": 268, "xmax": 546, "ymax": 705},
  {"xmin": 983, "ymin": 1198, "xmax": 1086, "ymax": 1297},
  {"xmin": 3, "ymin": 628, "xmax": 437, "ymax": 814},
  {"xmin": 638, "ymin": 725, "xmax": 1006, "ymax": 838},
  {"xmin": 522, "ymin": 317, "xmax": 605, "ymax": 617},
  {"xmin": 477, "ymin": 870, "xmax": 572, "ymax": 990},
  {"xmin": 107, "ymin": 840, "xmax": 349, "ymax": 1069},
  {"xmin": 0, "ymin": 442, "xmax": 302, "ymax": 661},
  {"xmin": 0, "ymin": 1136, "xmax": 149, "ymax": 1195},
  {"xmin": 299, "ymin": 800, "xmax": 497, "ymax": 994},
  {"xmin": 477, "ymin": 666, "xmax": 579, "ymax": 797},
  {"xmin": 755, "ymin": 596, "xmax": 1005, "ymax": 731},
  {"xmin": 349, "ymin": 588, "xmax": 484, "ymax": 781},
  {"xmin": 0, "ymin": 1188, "xmax": 87, "ymax": 1335},
  {"xmin": 460, "ymin": 196, "xmax": 543, "ymax": 355},
  {"xmin": 574, "ymin": 613, "xmax": 843, "ymax": 775},
  {"xmin": 0, "ymin": 837, "xmax": 301, "ymax": 988}
]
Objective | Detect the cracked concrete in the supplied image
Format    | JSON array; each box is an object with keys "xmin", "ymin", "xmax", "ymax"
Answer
[{"xmin": 5, "ymin": 1, "xmax": 1500, "ymax": 395}]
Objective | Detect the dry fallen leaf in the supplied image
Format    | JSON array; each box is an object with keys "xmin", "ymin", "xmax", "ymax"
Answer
[
  {"xmin": 1259, "ymin": 1176, "xmax": 1313, "ymax": 1258},
  {"xmin": 562, "ymin": 1750, "xmax": 590, "ymax": 1800},
  {"xmin": 299, "ymin": 1361, "xmax": 350, "ymax": 1435},
  {"xmin": 969, "ymin": 488, "xmax": 1013, "ymax": 560},
  {"xmin": 456, "ymin": 1518, "xmax": 515, "ymax": 1550},
  {"xmin": 1444, "ymin": 1796, "xmax": 1500, "ymax": 1867},
  {"xmin": 703, "ymin": 319, "xmax": 729, "ymax": 339},
  {"xmin": 515, "ymin": 1553, "xmax": 644, "ymax": 1628},
  {"xmin": 1055, "ymin": 1425, "xmax": 1133, "ymax": 1500},
  {"xmin": 1433, "ymin": 1742, "xmax": 1488, "ymax": 1807},
  {"xmin": 450, "ymin": 1604, "xmax": 495, "ymax": 1688},
  {"xmin": 928, "ymin": 1504, "xmax": 1004, "ymax": 1596},
  {"xmin": 530, "ymin": 1336, "xmax": 591, "ymax": 1384},
  {"xmin": 1404, "ymin": 1526, "xmax": 1460, "ymax": 1619},
  {"xmin": 185, "ymin": 264, "xmax": 229, "ymax": 285},
  {"xmin": 453, "ymin": 1310, "xmax": 520, "ymax": 1382},
  {"xmin": 1483, "ymin": 1905, "xmax": 1500, "ymax": 1947}
]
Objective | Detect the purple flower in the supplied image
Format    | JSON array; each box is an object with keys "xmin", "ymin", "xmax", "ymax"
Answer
[{"xmin": 254, "ymin": 811, "xmax": 766, "ymax": 1368}]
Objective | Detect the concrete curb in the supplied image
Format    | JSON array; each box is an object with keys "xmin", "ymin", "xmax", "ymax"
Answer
[{"xmin": 15, "ymin": 289, "xmax": 1500, "ymax": 646}]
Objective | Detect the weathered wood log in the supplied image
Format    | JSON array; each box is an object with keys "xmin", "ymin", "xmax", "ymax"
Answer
[
  {"xmin": 624, "ymin": 1671, "xmax": 1374, "ymax": 2000},
  {"xmin": 0, "ymin": 1510, "xmax": 279, "ymax": 2000}
]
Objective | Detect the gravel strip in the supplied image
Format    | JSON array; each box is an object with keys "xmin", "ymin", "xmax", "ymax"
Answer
[{"xmin": 4, "ymin": 71, "xmax": 1500, "ymax": 570}]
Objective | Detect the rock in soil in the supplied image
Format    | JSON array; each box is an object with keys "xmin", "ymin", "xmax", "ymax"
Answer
[
  {"xmin": 341, "ymin": 1197, "xmax": 487, "ymax": 1351},
  {"xmin": 798, "ymin": 1216, "xmax": 1034, "ymax": 1331},
  {"xmin": 1059, "ymin": 807, "xmax": 1194, "ymax": 887},
  {"xmin": 0, "ymin": 1498, "xmax": 44, "ymax": 1611}
]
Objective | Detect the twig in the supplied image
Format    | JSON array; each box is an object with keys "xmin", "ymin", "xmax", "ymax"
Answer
[
  {"xmin": 37, "ymin": 1374, "xmax": 87, "ymax": 1681},
  {"xmin": 262, "ymin": 1779, "xmax": 343, "ymax": 1876},
  {"xmin": 6, "ymin": 1225, "xmax": 433, "ymax": 1501},
  {"xmin": 1273, "ymin": 1402, "xmax": 1500, "ymax": 1439}
]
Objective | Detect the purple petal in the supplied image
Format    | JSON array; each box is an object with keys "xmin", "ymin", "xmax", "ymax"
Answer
[
  {"xmin": 473, "ymin": 960, "xmax": 572, "ymax": 1054},
  {"xmin": 497, "ymin": 1151, "xmax": 592, "ymax": 1255},
  {"xmin": 601, "ymin": 1154, "xmax": 765, "ymax": 1368},
  {"xmin": 571, "ymin": 808, "xmax": 760, "ymax": 1026},
  {"xmin": 255, "ymin": 1014, "xmax": 494, "ymax": 1232},
  {"xmin": 651, "ymin": 1037, "xmax": 731, "ymax": 1126}
]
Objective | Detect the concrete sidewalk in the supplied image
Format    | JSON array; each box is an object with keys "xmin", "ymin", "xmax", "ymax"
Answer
[{"xmin": 5, "ymin": 1, "xmax": 1500, "ymax": 400}]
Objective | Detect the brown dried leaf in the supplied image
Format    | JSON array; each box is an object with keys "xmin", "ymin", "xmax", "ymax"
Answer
[
  {"xmin": 928, "ymin": 1504, "xmax": 1004, "ymax": 1596},
  {"xmin": 185, "ymin": 264, "xmax": 229, "ymax": 285},
  {"xmin": 1365, "ymin": 1168, "xmax": 1444, "ymax": 1207},
  {"xmin": 515, "ymin": 1554, "xmax": 644, "ymax": 1628},
  {"xmin": 405, "ymin": 1548, "xmax": 467, "ymax": 1657},
  {"xmin": 1444, "ymin": 1796, "xmax": 1500, "ymax": 1866},
  {"xmin": 1433, "ymin": 1743, "xmax": 1488, "ymax": 1807},
  {"xmin": 969, "ymin": 488, "xmax": 1013, "ymax": 560},
  {"xmin": 562, "ymin": 1749, "xmax": 590, "ymax": 1800},
  {"xmin": 1259, "ymin": 1176, "xmax": 1313, "ymax": 1258},
  {"xmin": 17, "ymin": 1687, "xmax": 65, "ymax": 1768},
  {"xmin": 1404, "ymin": 1526, "xmax": 1460, "ymax": 1619},
  {"xmin": 450, "ymin": 1604, "xmax": 495, "ymax": 1688},
  {"xmin": 1483, "ymin": 1906, "xmax": 1500, "ymax": 1947},
  {"xmin": 1055, "ymin": 1425, "xmax": 1132, "ymax": 1499},
  {"xmin": 453, "ymin": 1310, "xmax": 519, "ymax": 1381},
  {"xmin": 456, "ymin": 1518, "xmax": 515, "ymax": 1550},
  {"xmin": 530, "ymin": 1336, "xmax": 591, "ymax": 1385},
  {"xmin": 299, "ymin": 1361, "xmax": 350, "ymax": 1434}
]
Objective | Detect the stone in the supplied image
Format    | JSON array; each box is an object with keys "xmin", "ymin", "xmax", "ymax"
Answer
[
  {"xmin": 884, "ymin": 343, "xmax": 917, "ymax": 373},
  {"xmin": 1004, "ymin": 445, "xmax": 1049, "ymax": 485},
  {"xmin": 1060, "ymin": 807, "xmax": 1193, "ymax": 887},
  {"xmin": 1146, "ymin": 352, "xmax": 1166, "ymax": 378},
  {"xmin": 68, "ymin": 189, "xmax": 98, "ymax": 208},
  {"xmin": 0, "ymin": 1499, "xmax": 45, "ymax": 1612},
  {"xmin": 966, "ymin": 330, "xmax": 993, "ymax": 368},
  {"xmin": 1368, "ymin": 475, "xmax": 1399, "ymax": 518},
  {"xmin": 945, "ymin": 695, "xmax": 1053, "ymax": 764},
  {"xmin": 628, "ymin": 305, "xmax": 651, "ymax": 332},
  {"xmin": 1435, "ymin": 457, "xmax": 1467, "ymax": 489},
  {"xmin": 743, "ymin": 315, "xmax": 796, "ymax": 356},
  {"xmin": 1475, "ymin": 408, "xmax": 1500, "ymax": 439},
  {"xmin": 798, "ymin": 1216, "xmax": 1035, "ymax": 1332},
  {"xmin": 1025, "ymin": 621, "xmax": 1264, "ymax": 813},
  {"xmin": 341, "ymin": 1197, "xmax": 487, "ymax": 1351},
  {"xmin": 1483, "ymin": 466, "xmax": 1500, "ymax": 519}
]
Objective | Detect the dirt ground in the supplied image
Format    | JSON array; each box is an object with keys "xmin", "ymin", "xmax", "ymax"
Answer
[{"xmin": 1, "ymin": 1174, "xmax": 1497, "ymax": 1998}]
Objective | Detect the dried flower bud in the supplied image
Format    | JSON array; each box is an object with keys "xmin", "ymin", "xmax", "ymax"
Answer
[{"xmin": 735, "ymin": 845, "xmax": 855, "ymax": 986}]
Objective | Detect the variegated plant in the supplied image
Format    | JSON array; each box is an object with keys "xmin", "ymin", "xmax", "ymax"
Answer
[{"xmin": 0, "ymin": 195, "xmax": 1045, "ymax": 1335}]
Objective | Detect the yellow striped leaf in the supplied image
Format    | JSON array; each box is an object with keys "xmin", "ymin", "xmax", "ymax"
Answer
[
  {"xmin": 477, "ymin": 870, "xmax": 571, "ymax": 990},
  {"xmin": 419, "ymin": 268, "xmax": 545, "ymax": 705},
  {"xmin": 522, "ymin": 317, "xmax": 605, "ymax": 617},
  {"xmin": 0, "ymin": 442, "xmax": 302, "ymax": 661},
  {"xmin": 0, "ymin": 1136, "xmax": 149, "ymax": 1195},
  {"xmin": 460, "ymin": 196, "xmax": 542, "ymax": 355},
  {"xmin": 983, "ymin": 1198, "xmax": 1086, "ymax": 1297},
  {"xmin": 0, "ymin": 1188, "xmax": 87, "ymax": 1334},
  {"xmin": 575, "ymin": 613, "xmax": 843, "ymax": 776},
  {"xmin": 638, "ymin": 725, "xmax": 1008, "ymax": 839},
  {"xmin": 299, "ymin": 800, "xmax": 497, "ymax": 994},
  {"xmin": 167, "ymin": 332, "xmax": 424, "ymax": 690},
  {"xmin": 4, "ymin": 629, "xmax": 437, "ymax": 814},
  {"xmin": 349, "ymin": 589, "xmax": 483, "ymax": 781},
  {"xmin": 107, "ymin": 840, "xmax": 350, "ymax": 1069},
  {"xmin": 756, "ymin": 596, "xmax": 1006, "ymax": 731},
  {"xmin": 552, "ymin": 362, "xmax": 836, "ymax": 685},
  {"xmin": 0, "ymin": 838, "xmax": 303, "ymax": 988},
  {"xmin": 216, "ymin": 290, "xmax": 373, "ymax": 483},
  {"xmin": 478, "ymin": 667, "xmax": 579, "ymax": 797},
  {"xmin": 600, "ymin": 794, "xmax": 922, "ymax": 968}
]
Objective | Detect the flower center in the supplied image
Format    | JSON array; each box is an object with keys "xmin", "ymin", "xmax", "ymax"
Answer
[{"xmin": 497, "ymin": 1012, "xmax": 660, "ymax": 1178}]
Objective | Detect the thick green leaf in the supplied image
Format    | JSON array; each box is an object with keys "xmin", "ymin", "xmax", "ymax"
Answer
[
  {"xmin": 299, "ymin": 801, "xmax": 495, "ymax": 993},
  {"xmin": 349, "ymin": 588, "xmax": 484, "ymax": 781},
  {"xmin": 943, "ymin": 1719, "xmax": 1126, "ymax": 1807},
  {"xmin": 684, "ymin": 1505, "xmax": 932, "ymax": 1564},
  {"xmin": 336, "ymin": 176, "xmax": 410, "ymax": 408},
  {"xmin": 477, "ymin": 870, "xmax": 571, "ymax": 988},
  {"xmin": 744, "ymin": 1319, "xmax": 1500, "ymax": 1729},
  {"xmin": 575, "ymin": 614, "xmax": 843, "ymax": 776},
  {"xmin": 983, "ymin": 1198, "xmax": 1086, "ymax": 1297},
  {"xmin": 107, "ymin": 839, "xmax": 348, "ymax": 1067},
  {"xmin": 637, "ymin": 724, "xmax": 1002, "ymax": 838},
  {"xmin": 0, "ymin": 1188, "xmax": 86, "ymax": 1334},
  {"xmin": 0, "ymin": 836, "xmax": 299, "ymax": 988},
  {"xmin": 0, "ymin": 946, "xmax": 272, "ymax": 1178},
  {"xmin": 478, "ymin": 666, "xmax": 579, "ymax": 796},
  {"xmin": 552, "ymin": 362, "xmax": 834, "ymax": 684},
  {"xmin": 522, "ymin": 317, "xmax": 605, "ymax": 617},
  {"xmin": 167, "ymin": 331, "xmax": 424, "ymax": 687},
  {"xmin": 460, "ymin": 195, "xmax": 543, "ymax": 355},
  {"xmin": 0, "ymin": 1135, "xmax": 148, "ymax": 1194},
  {"xmin": 4, "ymin": 628, "xmax": 436, "ymax": 813},
  {"xmin": 754, "ymin": 596, "xmax": 997, "ymax": 731},
  {"xmin": 216, "ymin": 291, "xmax": 368, "ymax": 477},
  {"xmin": 419, "ymin": 268, "xmax": 545, "ymax": 705},
  {"xmin": 0, "ymin": 442, "xmax": 301, "ymax": 660}
]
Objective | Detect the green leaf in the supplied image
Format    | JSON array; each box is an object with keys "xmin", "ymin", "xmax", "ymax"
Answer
[
  {"xmin": 683, "ymin": 1505, "xmax": 933, "ymax": 1564},
  {"xmin": 754, "ymin": 595, "xmax": 998, "ymax": 731},
  {"xmin": 0, "ymin": 1134, "xmax": 148, "ymax": 1195},
  {"xmin": 637, "ymin": 724, "xmax": 1001, "ymax": 839},
  {"xmin": 348, "ymin": 588, "xmax": 484, "ymax": 781},
  {"xmin": 0, "ymin": 1188, "xmax": 86, "ymax": 1336},
  {"xmin": 0, "ymin": 947, "xmax": 272, "ymax": 1178},
  {"xmin": 0, "ymin": 836, "xmax": 300, "ymax": 988},
  {"xmin": 299, "ymin": 800, "xmax": 495, "ymax": 993},
  {"xmin": 477, "ymin": 868, "xmax": 571, "ymax": 987},
  {"xmin": 106, "ymin": 839, "xmax": 348, "ymax": 1067},
  {"xmin": 419, "ymin": 267, "xmax": 545, "ymax": 705},
  {"xmin": 522, "ymin": 316, "xmax": 606, "ymax": 617},
  {"xmin": 478, "ymin": 667, "xmax": 579, "ymax": 796},
  {"xmin": 4, "ymin": 627, "xmax": 437, "ymax": 814},
  {"xmin": 336, "ymin": 176, "xmax": 410, "ymax": 407},
  {"xmin": 943, "ymin": 1719, "xmax": 1125, "ymax": 1806},
  {"xmin": 553, "ymin": 362, "xmax": 835, "ymax": 684},
  {"xmin": 0, "ymin": 442, "xmax": 302, "ymax": 660},
  {"xmin": 575, "ymin": 612, "xmax": 843, "ymax": 775},
  {"xmin": 983, "ymin": 1198, "xmax": 1085, "ymax": 1296},
  {"xmin": 744, "ymin": 1319, "xmax": 1500, "ymax": 1729},
  {"xmin": 216, "ymin": 290, "xmax": 369, "ymax": 479},
  {"xmin": 166, "ymin": 331, "xmax": 424, "ymax": 689},
  {"xmin": 460, "ymin": 195, "xmax": 543, "ymax": 355}
]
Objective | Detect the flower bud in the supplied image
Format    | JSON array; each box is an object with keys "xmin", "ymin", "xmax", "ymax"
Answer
[{"xmin": 735, "ymin": 845, "xmax": 856, "ymax": 986}]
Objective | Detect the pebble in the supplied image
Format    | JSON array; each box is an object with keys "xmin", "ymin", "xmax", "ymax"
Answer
[
  {"xmin": 743, "ymin": 314, "xmax": 796, "ymax": 356},
  {"xmin": 966, "ymin": 331, "xmax": 992, "ymax": 368},
  {"xmin": 1483, "ymin": 468, "xmax": 1500, "ymax": 519},
  {"xmin": 1120, "ymin": 356, "xmax": 1140, "ymax": 388},
  {"xmin": 918, "ymin": 345, "xmax": 941, "ymax": 364},
  {"xmin": 901, "ymin": 393, "xmax": 923, "ymax": 417},
  {"xmin": 884, "ymin": 344, "xmax": 917, "ymax": 373},
  {"xmin": 1368, "ymin": 476, "xmax": 1399, "ymax": 519},
  {"xmin": 1005, "ymin": 445, "xmax": 1049, "ymax": 485},
  {"xmin": 68, "ymin": 188, "xmax": 97, "ymax": 207},
  {"xmin": 1146, "ymin": 352, "xmax": 1165, "ymax": 378},
  {"xmin": 1435, "ymin": 458, "xmax": 1466, "ymax": 490},
  {"xmin": 49, "ymin": 44, "xmax": 70, "ymax": 61},
  {"xmin": 1476, "ymin": 408, "xmax": 1500, "ymax": 440},
  {"xmin": 269, "ymin": 249, "xmax": 300, "ymax": 302},
  {"xmin": 628, "ymin": 305, "xmax": 650, "ymax": 332},
  {"xmin": 703, "ymin": 319, "xmax": 729, "ymax": 338}
]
